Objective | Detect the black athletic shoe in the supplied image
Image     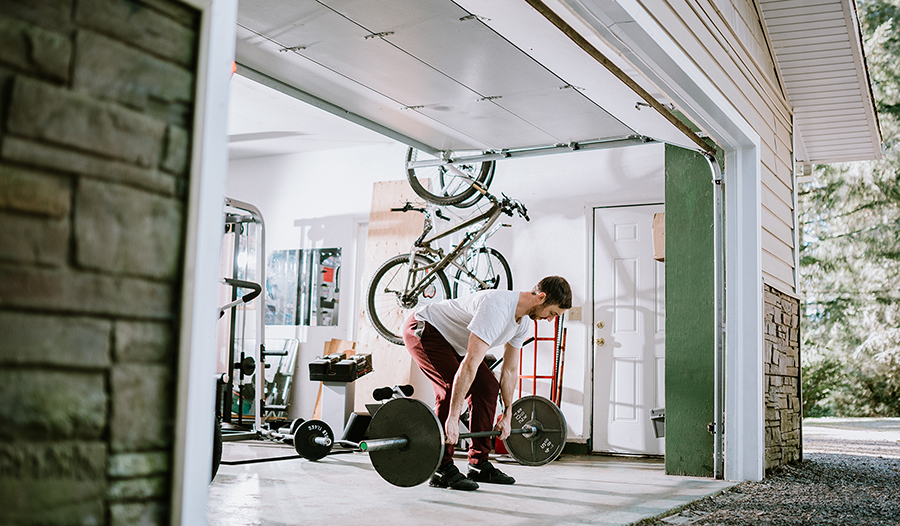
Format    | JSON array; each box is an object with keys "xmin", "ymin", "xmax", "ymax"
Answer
[
  {"xmin": 467, "ymin": 460, "xmax": 515, "ymax": 484},
  {"xmin": 429, "ymin": 463, "xmax": 479, "ymax": 491}
]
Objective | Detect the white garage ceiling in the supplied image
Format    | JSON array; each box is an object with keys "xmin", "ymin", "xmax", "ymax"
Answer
[{"xmin": 231, "ymin": 0, "xmax": 704, "ymax": 159}]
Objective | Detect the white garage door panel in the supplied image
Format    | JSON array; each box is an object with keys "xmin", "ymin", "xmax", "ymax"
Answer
[
  {"xmin": 496, "ymin": 86, "xmax": 635, "ymax": 143},
  {"xmin": 331, "ymin": 0, "xmax": 566, "ymax": 96},
  {"xmin": 416, "ymin": 98, "xmax": 559, "ymax": 149},
  {"xmin": 240, "ymin": 4, "xmax": 471, "ymax": 110},
  {"xmin": 236, "ymin": 0, "xmax": 317, "ymax": 36},
  {"xmin": 235, "ymin": 25, "xmax": 494, "ymax": 151},
  {"xmin": 235, "ymin": 0, "xmax": 645, "ymax": 153}
]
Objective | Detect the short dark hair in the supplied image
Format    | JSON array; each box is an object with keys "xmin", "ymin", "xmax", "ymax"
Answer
[{"xmin": 536, "ymin": 276, "xmax": 572, "ymax": 309}]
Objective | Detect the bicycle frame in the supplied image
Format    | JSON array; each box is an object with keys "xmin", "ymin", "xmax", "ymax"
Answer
[{"xmin": 400, "ymin": 200, "xmax": 504, "ymax": 302}]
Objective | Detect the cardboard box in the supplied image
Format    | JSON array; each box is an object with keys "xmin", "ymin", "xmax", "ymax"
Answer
[{"xmin": 652, "ymin": 212, "xmax": 665, "ymax": 262}]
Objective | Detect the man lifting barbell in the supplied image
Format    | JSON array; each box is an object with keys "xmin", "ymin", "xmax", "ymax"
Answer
[{"xmin": 403, "ymin": 275, "xmax": 572, "ymax": 490}]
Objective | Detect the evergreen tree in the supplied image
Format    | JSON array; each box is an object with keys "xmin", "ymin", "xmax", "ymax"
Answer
[{"xmin": 800, "ymin": 0, "xmax": 900, "ymax": 417}]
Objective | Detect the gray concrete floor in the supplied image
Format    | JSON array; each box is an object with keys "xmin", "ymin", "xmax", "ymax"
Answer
[{"xmin": 208, "ymin": 441, "xmax": 735, "ymax": 525}]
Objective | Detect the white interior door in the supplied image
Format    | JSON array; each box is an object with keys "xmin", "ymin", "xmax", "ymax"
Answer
[{"xmin": 592, "ymin": 204, "xmax": 665, "ymax": 455}]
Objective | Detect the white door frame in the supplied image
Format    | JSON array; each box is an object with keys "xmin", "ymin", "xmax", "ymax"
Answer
[
  {"xmin": 565, "ymin": 0, "xmax": 765, "ymax": 481},
  {"xmin": 590, "ymin": 202, "xmax": 666, "ymax": 455},
  {"xmin": 171, "ymin": 0, "xmax": 238, "ymax": 524}
]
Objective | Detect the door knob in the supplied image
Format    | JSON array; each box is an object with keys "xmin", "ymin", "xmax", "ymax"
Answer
[
  {"xmin": 596, "ymin": 321, "xmax": 604, "ymax": 329},
  {"xmin": 596, "ymin": 338, "xmax": 605, "ymax": 346}
]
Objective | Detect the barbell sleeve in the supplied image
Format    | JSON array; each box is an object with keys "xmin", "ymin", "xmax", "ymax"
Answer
[
  {"xmin": 313, "ymin": 436, "xmax": 332, "ymax": 447},
  {"xmin": 359, "ymin": 437, "xmax": 409, "ymax": 452}
]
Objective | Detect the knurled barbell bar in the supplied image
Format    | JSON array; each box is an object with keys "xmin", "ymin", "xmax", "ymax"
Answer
[{"xmin": 359, "ymin": 424, "xmax": 539, "ymax": 452}]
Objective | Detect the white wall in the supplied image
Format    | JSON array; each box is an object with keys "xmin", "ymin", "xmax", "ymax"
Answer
[{"xmin": 225, "ymin": 140, "xmax": 664, "ymax": 442}]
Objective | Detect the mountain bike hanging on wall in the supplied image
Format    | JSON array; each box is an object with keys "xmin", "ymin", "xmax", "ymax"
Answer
[{"xmin": 365, "ymin": 161, "xmax": 527, "ymax": 345}]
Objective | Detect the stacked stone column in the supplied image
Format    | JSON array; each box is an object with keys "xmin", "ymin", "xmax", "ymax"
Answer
[
  {"xmin": 763, "ymin": 284, "xmax": 802, "ymax": 470},
  {"xmin": 0, "ymin": 1, "xmax": 199, "ymax": 524}
]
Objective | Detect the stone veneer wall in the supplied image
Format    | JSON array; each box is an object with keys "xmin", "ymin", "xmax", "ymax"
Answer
[
  {"xmin": 764, "ymin": 283, "xmax": 802, "ymax": 470},
  {"xmin": 0, "ymin": 1, "xmax": 199, "ymax": 524}
]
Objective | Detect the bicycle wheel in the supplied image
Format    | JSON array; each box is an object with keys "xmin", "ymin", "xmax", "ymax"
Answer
[
  {"xmin": 366, "ymin": 254, "xmax": 451, "ymax": 345},
  {"xmin": 442, "ymin": 157, "xmax": 495, "ymax": 209},
  {"xmin": 406, "ymin": 147, "xmax": 494, "ymax": 207},
  {"xmin": 452, "ymin": 247, "xmax": 513, "ymax": 298}
]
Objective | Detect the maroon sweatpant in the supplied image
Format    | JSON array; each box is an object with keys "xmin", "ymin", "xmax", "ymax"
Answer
[{"xmin": 403, "ymin": 315, "xmax": 500, "ymax": 467}]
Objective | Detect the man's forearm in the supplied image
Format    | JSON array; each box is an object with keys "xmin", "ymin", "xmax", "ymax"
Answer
[
  {"xmin": 499, "ymin": 371, "xmax": 515, "ymax": 413},
  {"xmin": 499, "ymin": 344, "xmax": 519, "ymax": 414},
  {"xmin": 449, "ymin": 333, "xmax": 490, "ymax": 419},
  {"xmin": 448, "ymin": 357, "xmax": 479, "ymax": 418}
]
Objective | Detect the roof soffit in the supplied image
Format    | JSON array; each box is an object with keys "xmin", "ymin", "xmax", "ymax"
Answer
[{"xmin": 758, "ymin": 0, "xmax": 882, "ymax": 163}]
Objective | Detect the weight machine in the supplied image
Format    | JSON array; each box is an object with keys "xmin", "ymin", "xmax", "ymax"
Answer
[{"xmin": 217, "ymin": 198, "xmax": 293, "ymax": 439}]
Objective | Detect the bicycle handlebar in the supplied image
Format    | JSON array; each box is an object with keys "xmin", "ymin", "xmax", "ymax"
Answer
[
  {"xmin": 391, "ymin": 202, "xmax": 450, "ymax": 221},
  {"xmin": 500, "ymin": 194, "xmax": 529, "ymax": 221},
  {"xmin": 390, "ymin": 202, "xmax": 426, "ymax": 214}
]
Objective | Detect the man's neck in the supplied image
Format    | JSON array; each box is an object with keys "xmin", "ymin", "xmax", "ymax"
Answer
[{"xmin": 515, "ymin": 291, "xmax": 536, "ymax": 322}]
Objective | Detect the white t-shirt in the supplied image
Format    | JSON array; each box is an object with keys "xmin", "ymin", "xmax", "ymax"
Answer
[{"xmin": 414, "ymin": 290, "xmax": 531, "ymax": 356}]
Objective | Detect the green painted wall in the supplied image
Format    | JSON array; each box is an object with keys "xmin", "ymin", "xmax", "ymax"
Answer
[{"xmin": 664, "ymin": 144, "xmax": 716, "ymax": 476}]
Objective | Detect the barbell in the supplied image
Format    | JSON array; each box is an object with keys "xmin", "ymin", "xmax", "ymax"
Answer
[{"xmin": 292, "ymin": 395, "xmax": 566, "ymax": 487}]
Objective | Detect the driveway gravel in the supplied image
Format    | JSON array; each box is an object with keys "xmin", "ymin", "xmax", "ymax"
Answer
[{"xmin": 637, "ymin": 418, "xmax": 900, "ymax": 525}]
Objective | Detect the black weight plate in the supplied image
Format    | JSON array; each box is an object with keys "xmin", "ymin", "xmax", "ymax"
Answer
[
  {"xmin": 289, "ymin": 418, "xmax": 304, "ymax": 436},
  {"xmin": 366, "ymin": 398, "xmax": 444, "ymax": 487},
  {"xmin": 294, "ymin": 419, "xmax": 333, "ymax": 460},
  {"xmin": 503, "ymin": 396, "xmax": 567, "ymax": 466}
]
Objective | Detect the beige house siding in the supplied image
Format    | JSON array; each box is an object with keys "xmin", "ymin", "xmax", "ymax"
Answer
[{"xmin": 640, "ymin": 0, "xmax": 797, "ymax": 293}]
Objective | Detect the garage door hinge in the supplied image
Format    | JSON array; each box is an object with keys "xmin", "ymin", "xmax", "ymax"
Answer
[{"xmin": 364, "ymin": 31, "xmax": 394, "ymax": 40}]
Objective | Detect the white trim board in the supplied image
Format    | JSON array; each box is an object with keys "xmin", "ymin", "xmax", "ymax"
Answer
[{"xmin": 171, "ymin": 0, "xmax": 238, "ymax": 524}]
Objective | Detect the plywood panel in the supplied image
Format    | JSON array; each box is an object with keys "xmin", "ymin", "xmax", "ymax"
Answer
[{"xmin": 353, "ymin": 180, "xmax": 430, "ymax": 412}]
